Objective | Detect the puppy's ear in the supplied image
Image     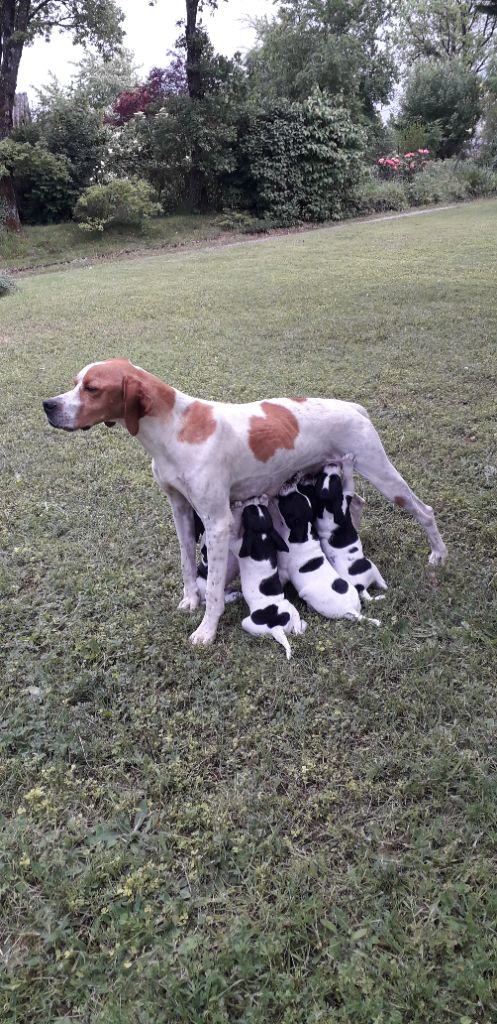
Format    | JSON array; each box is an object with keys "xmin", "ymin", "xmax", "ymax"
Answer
[
  {"xmin": 271, "ymin": 528, "xmax": 289, "ymax": 554},
  {"xmin": 350, "ymin": 494, "xmax": 366, "ymax": 531},
  {"xmin": 123, "ymin": 375, "xmax": 152, "ymax": 437}
]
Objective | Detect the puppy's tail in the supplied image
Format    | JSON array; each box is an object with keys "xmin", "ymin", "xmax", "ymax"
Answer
[
  {"xmin": 272, "ymin": 627, "xmax": 292, "ymax": 660},
  {"xmin": 346, "ymin": 611, "xmax": 381, "ymax": 627}
]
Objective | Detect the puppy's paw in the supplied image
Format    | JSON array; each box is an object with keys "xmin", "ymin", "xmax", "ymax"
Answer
[{"xmin": 341, "ymin": 453, "xmax": 355, "ymax": 467}]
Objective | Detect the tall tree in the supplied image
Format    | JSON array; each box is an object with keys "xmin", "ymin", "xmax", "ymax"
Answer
[
  {"xmin": 0, "ymin": 1, "xmax": 124, "ymax": 228},
  {"xmin": 245, "ymin": 0, "xmax": 397, "ymax": 118},
  {"xmin": 395, "ymin": 0, "xmax": 497, "ymax": 74}
]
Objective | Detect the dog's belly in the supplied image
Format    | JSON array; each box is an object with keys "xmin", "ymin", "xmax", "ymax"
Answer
[{"xmin": 227, "ymin": 399, "xmax": 370, "ymax": 501}]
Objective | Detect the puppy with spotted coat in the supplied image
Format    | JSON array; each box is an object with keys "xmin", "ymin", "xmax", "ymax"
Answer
[
  {"xmin": 231, "ymin": 498, "xmax": 307, "ymax": 659},
  {"xmin": 314, "ymin": 456, "xmax": 387, "ymax": 602},
  {"xmin": 272, "ymin": 481, "xmax": 379, "ymax": 625}
]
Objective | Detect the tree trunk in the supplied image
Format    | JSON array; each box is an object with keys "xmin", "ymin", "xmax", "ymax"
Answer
[
  {"xmin": 0, "ymin": 0, "xmax": 28, "ymax": 231},
  {"xmin": 185, "ymin": 0, "xmax": 204, "ymax": 100}
]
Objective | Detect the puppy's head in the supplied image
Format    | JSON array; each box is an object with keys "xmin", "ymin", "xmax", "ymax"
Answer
[
  {"xmin": 241, "ymin": 501, "xmax": 273, "ymax": 536},
  {"xmin": 42, "ymin": 359, "xmax": 170, "ymax": 436}
]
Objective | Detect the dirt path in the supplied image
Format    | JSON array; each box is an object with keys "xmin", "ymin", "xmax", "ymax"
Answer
[{"xmin": 9, "ymin": 204, "xmax": 460, "ymax": 278}]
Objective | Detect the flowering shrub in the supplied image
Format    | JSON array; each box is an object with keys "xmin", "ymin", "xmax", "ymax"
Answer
[{"xmin": 377, "ymin": 148, "xmax": 430, "ymax": 180}]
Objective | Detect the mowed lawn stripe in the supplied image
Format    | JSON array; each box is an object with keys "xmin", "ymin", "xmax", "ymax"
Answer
[{"xmin": 1, "ymin": 199, "xmax": 497, "ymax": 1024}]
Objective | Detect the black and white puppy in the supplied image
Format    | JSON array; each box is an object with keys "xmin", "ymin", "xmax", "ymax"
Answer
[
  {"xmin": 314, "ymin": 455, "xmax": 387, "ymax": 602},
  {"xmin": 272, "ymin": 480, "xmax": 380, "ymax": 625},
  {"xmin": 231, "ymin": 498, "xmax": 307, "ymax": 659},
  {"xmin": 193, "ymin": 510, "xmax": 241, "ymax": 605}
]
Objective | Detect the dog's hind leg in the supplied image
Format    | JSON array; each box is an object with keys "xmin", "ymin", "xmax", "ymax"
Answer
[{"xmin": 353, "ymin": 430, "xmax": 447, "ymax": 565}]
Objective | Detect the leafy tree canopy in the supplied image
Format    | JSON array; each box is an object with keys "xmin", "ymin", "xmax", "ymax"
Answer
[
  {"xmin": 245, "ymin": 0, "xmax": 397, "ymax": 116},
  {"xmin": 396, "ymin": 58, "xmax": 482, "ymax": 158},
  {"xmin": 395, "ymin": 0, "xmax": 497, "ymax": 74}
]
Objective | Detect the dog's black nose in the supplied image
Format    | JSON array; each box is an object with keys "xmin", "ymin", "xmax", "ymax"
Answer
[{"xmin": 43, "ymin": 399, "xmax": 57, "ymax": 414}]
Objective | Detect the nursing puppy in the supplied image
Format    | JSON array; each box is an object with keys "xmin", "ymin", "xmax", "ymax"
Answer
[
  {"xmin": 315, "ymin": 456, "xmax": 387, "ymax": 602},
  {"xmin": 193, "ymin": 510, "xmax": 241, "ymax": 605},
  {"xmin": 231, "ymin": 498, "xmax": 306, "ymax": 660},
  {"xmin": 273, "ymin": 481, "xmax": 380, "ymax": 625}
]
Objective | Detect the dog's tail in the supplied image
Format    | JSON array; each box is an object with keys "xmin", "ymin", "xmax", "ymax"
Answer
[{"xmin": 272, "ymin": 627, "xmax": 292, "ymax": 660}]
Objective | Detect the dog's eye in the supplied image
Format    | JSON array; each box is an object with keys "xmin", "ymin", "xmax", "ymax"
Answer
[{"xmin": 85, "ymin": 385, "xmax": 99, "ymax": 394}]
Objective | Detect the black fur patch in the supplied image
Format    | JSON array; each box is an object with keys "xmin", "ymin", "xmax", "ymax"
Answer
[
  {"xmin": 259, "ymin": 572, "xmax": 284, "ymax": 596},
  {"xmin": 350, "ymin": 546, "xmax": 359, "ymax": 553},
  {"xmin": 197, "ymin": 560, "xmax": 208, "ymax": 580},
  {"xmin": 299, "ymin": 556, "xmax": 324, "ymax": 574},
  {"xmin": 193, "ymin": 510, "xmax": 205, "ymax": 544},
  {"xmin": 251, "ymin": 605, "xmax": 291, "ymax": 628},
  {"xmin": 349, "ymin": 557, "xmax": 372, "ymax": 575},
  {"xmin": 355, "ymin": 583, "xmax": 365, "ymax": 592},
  {"xmin": 278, "ymin": 491, "xmax": 312, "ymax": 544},
  {"xmin": 332, "ymin": 578, "xmax": 349, "ymax": 594},
  {"xmin": 239, "ymin": 503, "xmax": 288, "ymax": 565}
]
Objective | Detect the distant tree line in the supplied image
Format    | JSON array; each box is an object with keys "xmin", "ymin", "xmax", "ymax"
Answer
[{"xmin": 2, "ymin": 0, "xmax": 497, "ymax": 231}]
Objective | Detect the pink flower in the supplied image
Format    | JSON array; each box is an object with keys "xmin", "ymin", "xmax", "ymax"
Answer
[
  {"xmin": 404, "ymin": 152, "xmax": 415, "ymax": 159},
  {"xmin": 378, "ymin": 158, "xmax": 385, "ymax": 165},
  {"xmin": 409, "ymin": 161, "xmax": 416, "ymax": 170}
]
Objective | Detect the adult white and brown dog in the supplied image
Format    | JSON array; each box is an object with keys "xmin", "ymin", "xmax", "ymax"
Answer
[{"xmin": 43, "ymin": 359, "xmax": 447, "ymax": 645}]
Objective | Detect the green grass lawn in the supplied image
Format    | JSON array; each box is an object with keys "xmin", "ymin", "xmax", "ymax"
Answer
[{"xmin": 1, "ymin": 200, "xmax": 497, "ymax": 1024}]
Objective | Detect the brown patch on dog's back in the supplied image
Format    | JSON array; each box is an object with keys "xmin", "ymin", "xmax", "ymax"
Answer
[
  {"xmin": 249, "ymin": 402, "xmax": 299, "ymax": 462},
  {"xmin": 394, "ymin": 495, "xmax": 407, "ymax": 507},
  {"xmin": 179, "ymin": 401, "xmax": 216, "ymax": 444}
]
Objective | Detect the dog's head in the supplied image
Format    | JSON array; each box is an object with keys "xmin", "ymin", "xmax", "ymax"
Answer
[{"xmin": 42, "ymin": 359, "xmax": 175, "ymax": 436}]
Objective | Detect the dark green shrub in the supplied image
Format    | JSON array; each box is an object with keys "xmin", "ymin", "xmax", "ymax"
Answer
[
  {"xmin": 396, "ymin": 60, "xmax": 481, "ymax": 159},
  {"xmin": 0, "ymin": 140, "xmax": 73, "ymax": 223},
  {"xmin": 73, "ymin": 178, "xmax": 160, "ymax": 232},
  {"xmin": 235, "ymin": 92, "xmax": 365, "ymax": 224}
]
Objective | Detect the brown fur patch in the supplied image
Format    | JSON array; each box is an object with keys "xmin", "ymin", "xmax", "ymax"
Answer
[
  {"xmin": 290, "ymin": 397, "xmax": 307, "ymax": 403},
  {"xmin": 179, "ymin": 401, "xmax": 216, "ymax": 444},
  {"xmin": 249, "ymin": 402, "xmax": 300, "ymax": 462},
  {"xmin": 394, "ymin": 495, "xmax": 407, "ymax": 508}
]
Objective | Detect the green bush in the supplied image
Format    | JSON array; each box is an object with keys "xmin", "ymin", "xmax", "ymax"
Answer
[
  {"xmin": 0, "ymin": 140, "xmax": 73, "ymax": 223},
  {"xmin": 0, "ymin": 271, "xmax": 17, "ymax": 297},
  {"xmin": 73, "ymin": 178, "xmax": 160, "ymax": 232},
  {"xmin": 353, "ymin": 177, "xmax": 408, "ymax": 214},
  {"xmin": 236, "ymin": 92, "xmax": 365, "ymax": 224},
  {"xmin": 455, "ymin": 162, "xmax": 497, "ymax": 198}
]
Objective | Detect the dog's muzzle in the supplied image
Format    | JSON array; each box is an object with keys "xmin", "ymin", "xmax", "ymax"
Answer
[{"xmin": 42, "ymin": 398, "xmax": 83, "ymax": 431}]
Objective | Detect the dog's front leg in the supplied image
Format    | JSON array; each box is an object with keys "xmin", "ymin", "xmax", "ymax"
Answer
[
  {"xmin": 190, "ymin": 507, "xmax": 232, "ymax": 645},
  {"xmin": 166, "ymin": 487, "xmax": 200, "ymax": 612}
]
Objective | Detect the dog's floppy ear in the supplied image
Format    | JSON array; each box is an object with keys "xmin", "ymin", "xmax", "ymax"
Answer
[
  {"xmin": 270, "ymin": 528, "xmax": 289, "ymax": 553},
  {"xmin": 123, "ymin": 375, "xmax": 152, "ymax": 437},
  {"xmin": 350, "ymin": 494, "xmax": 366, "ymax": 531}
]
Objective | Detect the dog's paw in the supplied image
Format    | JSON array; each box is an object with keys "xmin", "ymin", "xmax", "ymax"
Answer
[
  {"xmin": 428, "ymin": 546, "xmax": 448, "ymax": 566},
  {"xmin": 341, "ymin": 453, "xmax": 355, "ymax": 467},
  {"xmin": 189, "ymin": 621, "xmax": 217, "ymax": 646},
  {"xmin": 178, "ymin": 593, "xmax": 200, "ymax": 612}
]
